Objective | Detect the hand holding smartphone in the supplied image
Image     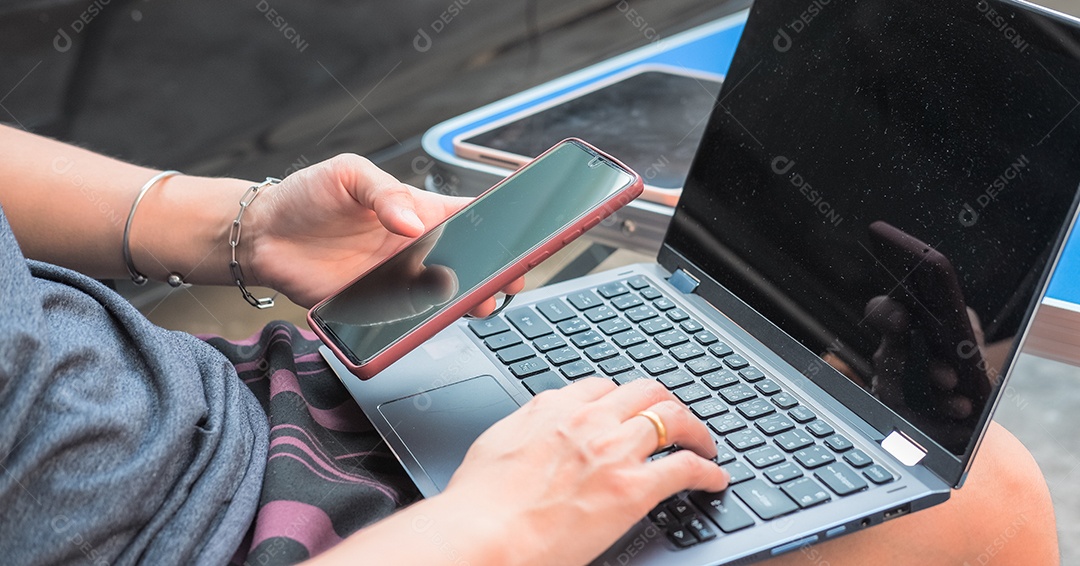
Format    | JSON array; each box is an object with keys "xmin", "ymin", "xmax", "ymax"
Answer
[{"xmin": 309, "ymin": 139, "xmax": 644, "ymax": 378}]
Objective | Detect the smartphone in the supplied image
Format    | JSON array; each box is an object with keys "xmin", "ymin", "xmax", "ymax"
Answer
[
  {"xmin": 868, "ymin": 221, "xmax": 992, "ymax": 413},
  {"xmin": 452, "ymin": 65, "xmax": 722, "ymax": 207},
  {"xmin": 308, "ymin": 139, "xmax": 644, "ymax": 379}
]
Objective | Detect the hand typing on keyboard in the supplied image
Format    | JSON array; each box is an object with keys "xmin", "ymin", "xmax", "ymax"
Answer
[{"xmin": 440, "ymin": 378, "xmax": 730, "ymax": 565}]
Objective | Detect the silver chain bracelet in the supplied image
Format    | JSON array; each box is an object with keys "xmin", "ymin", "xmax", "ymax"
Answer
[{"xmin": 229, "ymin": 177, "xmax": 280, "ymax": 309}]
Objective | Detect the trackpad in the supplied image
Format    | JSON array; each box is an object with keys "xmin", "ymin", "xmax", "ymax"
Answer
[{"xmin": 378, "ymin": 375, "xmax": 521, "ymax": 491}]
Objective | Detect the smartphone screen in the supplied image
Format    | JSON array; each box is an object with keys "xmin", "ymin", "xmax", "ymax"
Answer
[
  {"xmin": 458, "ymin": 69, "xmax": 722, "ymax": 189},
  {"xmin": 312, "ymin": 140, "xmax": 636, "ymax": 366}
]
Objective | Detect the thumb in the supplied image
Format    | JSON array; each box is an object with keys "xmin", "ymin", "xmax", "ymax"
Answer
[{"xmin": 864, "ymin": 296, "xmax": 910, "ymax": 407}]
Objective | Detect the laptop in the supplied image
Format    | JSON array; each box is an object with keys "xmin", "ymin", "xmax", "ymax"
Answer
[{"xmin": 319, "ymin": 0, "xmax": 1080, "ymax": 563}]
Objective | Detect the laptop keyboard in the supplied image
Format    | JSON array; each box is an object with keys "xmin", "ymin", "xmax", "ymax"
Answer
[{"xmin": 467, "ymin": 275, "xmax": 897, "ymax": 549}]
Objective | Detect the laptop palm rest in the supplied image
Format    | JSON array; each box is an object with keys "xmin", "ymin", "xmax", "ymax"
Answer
[{"xmin": 377, "ymin": 375, "xmax": 520, "ymax": 491}]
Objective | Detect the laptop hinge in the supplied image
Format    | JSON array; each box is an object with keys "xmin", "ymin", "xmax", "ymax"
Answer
[
  {"xmin": 881, "ymin": 430, "xmax": 927, "ymax": 466},
  {"xmin": 669, "ymin": 268, "xmax": 700, "ymax": 294}
]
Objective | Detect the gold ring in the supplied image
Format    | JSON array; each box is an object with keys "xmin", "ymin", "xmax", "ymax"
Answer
[{"xmin": 636, "ymin": 410, "xmax": 668, "ymax": 452}]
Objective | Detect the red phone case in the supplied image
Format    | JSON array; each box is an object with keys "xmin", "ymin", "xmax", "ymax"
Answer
[{"xmin": 308, "ymin": 138, "xmax": 644, "ymax": 379}]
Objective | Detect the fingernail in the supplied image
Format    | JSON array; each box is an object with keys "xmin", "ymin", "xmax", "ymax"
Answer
[{"xmin": 400, "ymin": 208, "xmax": 424, "ymax": 231}]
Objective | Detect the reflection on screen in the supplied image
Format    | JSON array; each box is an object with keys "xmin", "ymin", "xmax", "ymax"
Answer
[
  {"xmin": 316, "ymin": 141, "xmax": 634, "ymax": 364},
  {"xmin": 668, "ymin": 0, "xmax": 1080, "ymax": 456},
  {"xmin": 463, "ymin": 70, "xmax": 722, "ymax": 189}
]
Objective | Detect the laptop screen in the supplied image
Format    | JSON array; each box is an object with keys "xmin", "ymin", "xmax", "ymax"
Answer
[{"xmin": 667, "ymin": 0, "xmax": 1080, "ymax": 457}]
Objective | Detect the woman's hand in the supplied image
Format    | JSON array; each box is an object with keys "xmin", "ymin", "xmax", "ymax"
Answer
[
  {"xmin": 443, "ymin": 377, "xmax": 730, "ymax": 565},
  {"xmin": 247, "ymin": 153, "xmax": 524, "ymax": 308},
  {"xmin": 309, "ymin": 378, "xmax": 729, "ymax": 566}
]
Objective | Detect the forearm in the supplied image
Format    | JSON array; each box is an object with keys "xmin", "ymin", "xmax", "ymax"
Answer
[
  {"xmin": 307, "ymin": 490, "xmax": 522, "ymax": 566},
  {"xmin": 0, "ymin": 124, "xmax": 252, "ymax": 284}
]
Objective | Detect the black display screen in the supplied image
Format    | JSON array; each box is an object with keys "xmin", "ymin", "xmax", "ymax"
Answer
[
  {"xmin": 667, "ymin": 0, "xmax": 1080, "ymax": 455},
  {"xmin": 461, "ymin": 69, "xmax": 722, "ymax": 189},
  {"xmin": 314, "ymin": 141, "xmax": 635, "ymax": 365}
]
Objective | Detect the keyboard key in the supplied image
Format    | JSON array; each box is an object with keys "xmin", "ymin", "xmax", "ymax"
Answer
[
  {"xmin": 611, "ymin": 294, "xmax": 643, "ymax": 311},
  {"xmin": 718, "ymin": 383, "xmax": 757, "ymax": 405},
  {"xmin": 755, "ymin": 379, "xmax": 782, "ymax": 396},
  {"xmin": 739, "ymin": 367, "xmax": 765, "ymax": 382},
  {"xmin": 670, "ymin": 343, "xmax": 705, "ymax": 362},
  {"xmin": 626, "ymin": 276, "xmax": 650, "ymax": 289},
  {"xmin": 598, "ymin": 355, "xmax": 634, "ymax": 375},
  {"xmin": 666, "ymin": 525, "xmax": 698, "ymax": 548},
  {"xmin": 668, "ymin": 498, "xmax": 697, "ymax": 521},
  {"xmin": 863, "ymin": 464, "xmax": 895, "ymax": 484},
  {"xmin": 640, "ymin": 318, "xmax": 674, "ymax": 335},
  {"xmin": 724, "ymin": 355, "xmax": 750, "ymax": 370},
  {"xmin": 691, "ymin": 328, "xmax": 717, "ymax": 343},
  {"xmin": 708, "ymin": 342, "xmax": 734, "ymax": 357},
  {"xmin": 653, "ymin": 329, "xmax": 688, "ymax": 348},
  {"xmin": 509, "ymin": 358, "xmax": 549, "ymax": 378},
  {"xmin": 556, "ymin": 317, "xmax": 589, "ymax": 335},
  {"xmin": 714, "ymin": 443, "xmax": 737, "ymax": 465},
  {"xmin": 702, "ymin": 369, "xmax": 740, "ymax": 389},
  {"xmin": 625, "ymin": 305, "xmax": 659, "ymax": 323},
  {"xmin": 639, "ymin": 286, "xmax": 662, "ymax": 300},
  {"xmin": 674, "ymin": 383, "xmax": 711, "ymax": 404},
  {"xmin": 807, "ymin": 420, "xmax": 835, "ymax": 438},
  {"xmin": 843, "ymin": 449, "xmax": 873, "ymax": 468},
  {"xmin": 815, "ymin": 463, "xmax": 868, "ymax": 495},
  {"xmin": 736, "ymin": 399, "xmax": 776, "ymax": 420},
  {"xmin": 496, "ymin": 344, "xmax": 535, "ymax": 364},
  {"xmin": 774, "ymin": 429, "xmax": 815, "ymax": 452},
  {"xmin": 788, "ymin": 406, "xmax": 817, "ymax": 423},
  {"xmin": 570, "ymin": 330, "xmax": 604, "ymax": 349},
  {"xmin": 653, "ymin": 298, "xmax": 676, "ymax": 311},
  {"xmin": 627, "ymin": 343, "xmax": 662, "ymax": 362},
  {"xmin": 690, "ymin": 491, "xmax": 755, "ymax": 533},
  {"xmin": 793, "ymin": 446, "xmax": 836, "ymax": 469},
  {"xmin": 648, "ymin": 505, "xmax": 676, "ymax": 528},
  {"xmin": 484, "ymin": 332, "xmax": 522, "ymax": 351},
  {"xmin": 468, "ymin": 317, "xmax": 511, "ymax": 338},
  {"xmin": 772, "ymin": 392, "xmax": 799, "ymax": 409},
  {"xmin": 723, "ymin": 462, "xmax": 756, "ymax": 484},
  {"xmin": 825, "ymin": 434, "xmax": 854, "ymax": 452},
  {"xmin": 584, "ymin": 305, "xmax": 617, "ymax": 323},
  {"xmin": 612, "ymin": 329, "xmax": 647, "ymax": 348},
  {"xmin": 755, "ymin": 413, "xmax": 796, "ymax": 436},
  {"xmin": 732, "ymin": 479, "xmax": 799, "ymax": 520},
  {"xmin": 545, "ymin": 347, "xmax": 581, "ymax": 366},
  {"xmin": 567, "ymin": 290, "xmax": 603, "ymax": 311},
  {"xmin": 680, "ymin": 319, "xmax": 704, "ymax": 334},
  {"xmin": 708, "ymin": 413, "xmax": 747, "ymax": 435},
  {"xmin": 686, "ymin": 356, "xmax": 723, "ymax": 376},
  {"xmin": 506, "ymin": 308, "xmax": 553, "ymax": 339},
  {"xmin": 522, "ymin": 372, "xmax": 565, "ymax": 395},
  {"xmin": 643, "ymin": 356, "xmax": 678, "ymax": 376},
  {"xmin": 782, "ymin": 477, "xmax": 832, "ymax": 508},
  {"xmin": 764, "ymin": 462, "xmax": 803, "ymax": 484},
  {"xmin": 726, "ymin": 429, "xmax": 766, "ymax": 451},
  {"xmin": 746, "ymin": 446, "xmax": 785, "ymax": 468},
  {"xmin": 667, "ymin": 308, "xmax": 690, "ymax": 322},
  {"xmin": 532, "ymin": 334, "xmax": 566, "ymax": 353},
  {"xmin": 652, "ymin": 367, "xmax": 695, "ymax": 388},
  {"xmin": 535, "ymin": 298, "xmax": 576, "ymax": 323},
  {"xmin": 684, "ymin": 515, "xmax": 717, "ymax": 542},
  {"xmin": 560, "ymin": 360, "xmax": 595, "ymax": 380},
  {"xmin": 690, "ymin": 398, "xmax": 728, "ymax": 419},
  {"xmin": 597, "ymin": 318, "xmax": 631, "ymax": 336},
  {"xmin": 613, "ymin": 369, "xmax": 649, "ymax": 385},
  {"xmin": 584, "ymin": 342, "xmax": 618, "ymax": 362},
  {"xmin": 596, "ymin": 282, "xmax": 630, "ymax": 299}
]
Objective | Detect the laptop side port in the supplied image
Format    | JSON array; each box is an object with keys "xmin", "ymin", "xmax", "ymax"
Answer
[{"xmin": 883, "ymin": 504, "xmax": 911, "ymax": 521}]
